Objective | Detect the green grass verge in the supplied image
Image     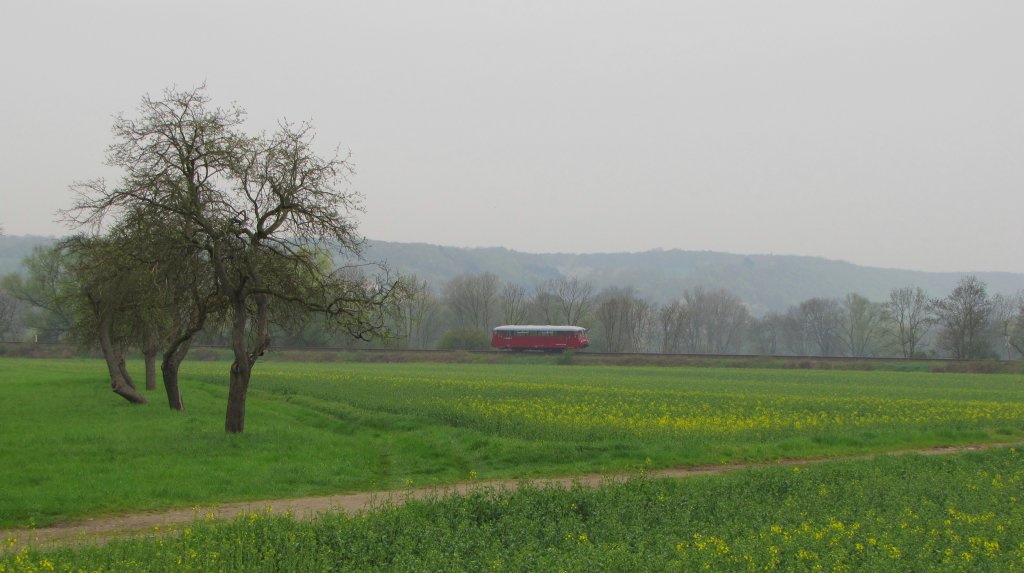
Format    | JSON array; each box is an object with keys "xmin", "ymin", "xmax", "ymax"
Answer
[
  {"xmin": 2, "ymin": 358, "xmax": 1023, "ymax": 529},
  {"xmin": 5, "ymin": 448, "xmax": 1024, "ymax": 571}
]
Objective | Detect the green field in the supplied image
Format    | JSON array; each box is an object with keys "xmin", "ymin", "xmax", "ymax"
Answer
[
  {"xmin": 2, "ymin": 357, "xmax": 1024, "ymax": 570},
  {"xmin": 7, "ymin": 449, "xmax": 1024, "ymax": 572},
  {"xmin": 2, "ymin": 357, "xmax": 1024, "ymax": 529}
]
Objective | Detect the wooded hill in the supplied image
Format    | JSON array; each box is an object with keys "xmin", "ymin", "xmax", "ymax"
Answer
[
  {"xmin": 4, "ymin": 235, "xmax": 1023, "ymax": 314},
  {"xmin": 362, "ymin": 241, "xmax": 1024, "ymax": 315}
]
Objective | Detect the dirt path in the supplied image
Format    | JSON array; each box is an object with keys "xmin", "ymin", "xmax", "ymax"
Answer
[{"xmin": 2, "ymin": 442, "xmax": 1016, "ymax": 552}]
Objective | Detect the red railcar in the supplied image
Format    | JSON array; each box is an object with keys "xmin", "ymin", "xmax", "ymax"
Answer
[{"xmin": 491, "ymin": 325, "xmax": 589, "ymax": 352}]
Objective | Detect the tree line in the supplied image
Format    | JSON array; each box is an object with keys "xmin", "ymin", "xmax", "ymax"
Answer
[
  {"xmin": 378, "ymin": 272, "xmax": 1022, "ymax": 360},
  {"xmin": 4, "ymin": 250, "xmax": 1024, "ymax": 366}
]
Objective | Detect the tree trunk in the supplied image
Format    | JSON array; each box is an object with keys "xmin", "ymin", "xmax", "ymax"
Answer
[
  {"xmin": 96, "ymin": 315, "xmax": 146, "ymax": 404},
  {"xmin": 224, "ymin": 293, "xmax": 270, "ymax": 433},
  {"xmin": 109, "ymin": 350, "xmax": 145, "ymax": 403},
  {"xmin": 141, "ymin": 328, "xmax": 162, "ymax": 391},
  {"xmin": 143, "ymin": 348, "xmax": 158, "ymax": 391},
  {"xmin": 160, "ymin": 306, "xmax": 209, "ymax": 411},
  {"xmin": 161, "ymin": 358, "xmax": 185, "ymax": 411},
  {"xmin": 225, "ymin": 358, "xmax": 251, "ymax": 433},
  {"xmin": 161, "ymin": 334, "xmax": 195, "ymax": 411}
]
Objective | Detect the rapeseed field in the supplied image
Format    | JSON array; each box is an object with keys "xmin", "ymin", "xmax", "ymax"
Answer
[{"xmin": 5, "ymin": 448, "xmax": 1024, "ymax": 571}]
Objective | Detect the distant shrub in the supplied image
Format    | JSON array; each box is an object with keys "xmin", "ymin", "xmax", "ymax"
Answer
[
  {"xmin": 555, "ymin": 350, "xmax": 576, "ymax": 365},
  {"xmin": 189, "ymin": 347, "xmax": 228, "ymax": 361},
  {"xmin": 436, "ymin": 328, "xmax": 491, "ymax": 351},
  {"xmin": 0, "ymin": 343, "xmax": 84, "ymax": 358}
]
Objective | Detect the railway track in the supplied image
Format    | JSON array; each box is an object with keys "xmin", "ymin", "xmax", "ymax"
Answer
[{"xmin": 3, "ymin": 341, "xmax": 1019, "ymax": 371}]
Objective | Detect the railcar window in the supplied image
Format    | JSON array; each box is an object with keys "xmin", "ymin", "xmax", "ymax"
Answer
[{"xmin": 505, "ymin": 329, "xmax": 580, "ymax": 336}]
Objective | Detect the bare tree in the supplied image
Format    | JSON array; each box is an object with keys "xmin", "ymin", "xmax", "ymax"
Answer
[
  {"xmin": 990, "ymin": 292, "xmax": 1020, "ymax": 360},
  {"xmin": 748, "ymin": 312, "xmax": 784, "ymax": 355},
  {"xmin": 409, "ymin": 282, "xmax": 443, "ymax": 350},
  {"xmin": 553, "ymin": 276, "xmax": 593, "ymax": 325},
  {"xmin": 0, "ymin": 289, "xmax": 19, "ymax": 341},
  {"xmin": 443, "ymin": 273, "xmax": 499, "ymax": 331},
  {"xmin": 660, "ymin": 287, "xmax": 751, "ymax": 354},
  {"xmin": 594, "ymin": 287, "xmax": 651, "ymax": 352},
  {"xmin": 391, "ymin": 276, "xmax": 442, "ymax": 349},
  {"xmin": 0, "ymin": 225, "xmax": 16, "ymax": 340},
  {"xmin": 529, "ymin": 283, "xmax": 560, "ymax": 325},
  {"xmin": 66, "ymin": 86, "xmax": 399, "ymax": 432},
  {"xmin": 884, "ymin": 286, "xmax": 933, "ymax": 358},
  {"xmin": 500, "ymin": 282, "xmax": 529, "ymax": 325},
  {"xmin": 841, "ymin": 293, "xmax": 884, "ymax": 357},
  {"xmin": 931, "ymin": 276, "xmax": 994, "ymax": 360},
  {"xmin": 779, "ymin": 305, "xmax": 810, "ymax": 356},
  {"xmin": 658, "ymin": 299, "xmax": 687, "ymax": 353},
  {"xmin": 0, "ymin": 227, "xmax": 14, "ymax": 340},
  {"xmin": 1010, "ymin": 296, "xmax": 1024, "ymax": 359},
  {"xmin": 681, "ymin": 287, "xmax": 749, "ymax": 354},
  {"xmin": 798, "ymin": 298, "xmax": 844, "ymax": 356}
]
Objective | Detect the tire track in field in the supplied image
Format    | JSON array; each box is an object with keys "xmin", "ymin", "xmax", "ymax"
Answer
[{"xmin": 2, "ymin": 441, "xmax": 1019, "ymax": 552}]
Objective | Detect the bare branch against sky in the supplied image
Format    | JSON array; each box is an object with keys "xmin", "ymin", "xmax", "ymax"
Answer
[{"xmin": 1, "ymin": 1, "xmax": 1021, "ymax": 272}]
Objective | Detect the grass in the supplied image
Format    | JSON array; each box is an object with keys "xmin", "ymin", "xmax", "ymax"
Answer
[
  {"xmin": 5, "ymin": 448, "xmax": 1024, "ymax": 571},
  {"xmin": 0, "ymin": 360, "xmax": 466, "ymax": 528},
  {"xmin": 2, "ymin": 358, "xmax": 1024, "ymax": 530}
]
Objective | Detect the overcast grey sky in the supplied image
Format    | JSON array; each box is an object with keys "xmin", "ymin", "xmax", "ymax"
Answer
[{"xmin": 1, "ymin": 1, "xmax": 1021, "ymax": 273}]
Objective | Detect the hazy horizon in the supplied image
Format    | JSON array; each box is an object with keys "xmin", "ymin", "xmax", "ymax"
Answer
[
  {"xmin": 4, "ymin": 232, "xmax": 1023, "ymax": 278},
  {"xmin": 2, "ymin": 1, "xmax": 1021, "ymax": 273}
]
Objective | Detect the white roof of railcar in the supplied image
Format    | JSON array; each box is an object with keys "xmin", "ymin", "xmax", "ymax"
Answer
[{"xmin": 492, "ymin": 325, "xmax": 587, "ymax": 333}]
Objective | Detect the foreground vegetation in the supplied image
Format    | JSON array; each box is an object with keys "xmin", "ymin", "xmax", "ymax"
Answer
[
  {"xmin": 2, "ymin": 358, "xmax": 1024, "ymax": 531},
  {"xmin": 5, "ymin": 448, "xmax": 1024, "ymax": 571}
]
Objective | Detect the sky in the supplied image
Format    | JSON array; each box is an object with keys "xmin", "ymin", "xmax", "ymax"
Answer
[{"xmin": 1, "ymin": 1, "xmax": 1021, "ymax": 273}]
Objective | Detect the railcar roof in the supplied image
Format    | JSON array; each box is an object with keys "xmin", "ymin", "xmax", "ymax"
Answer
[{"xmin": 492, "ymin": 325, "xmax": 587, "ymax": 332}]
